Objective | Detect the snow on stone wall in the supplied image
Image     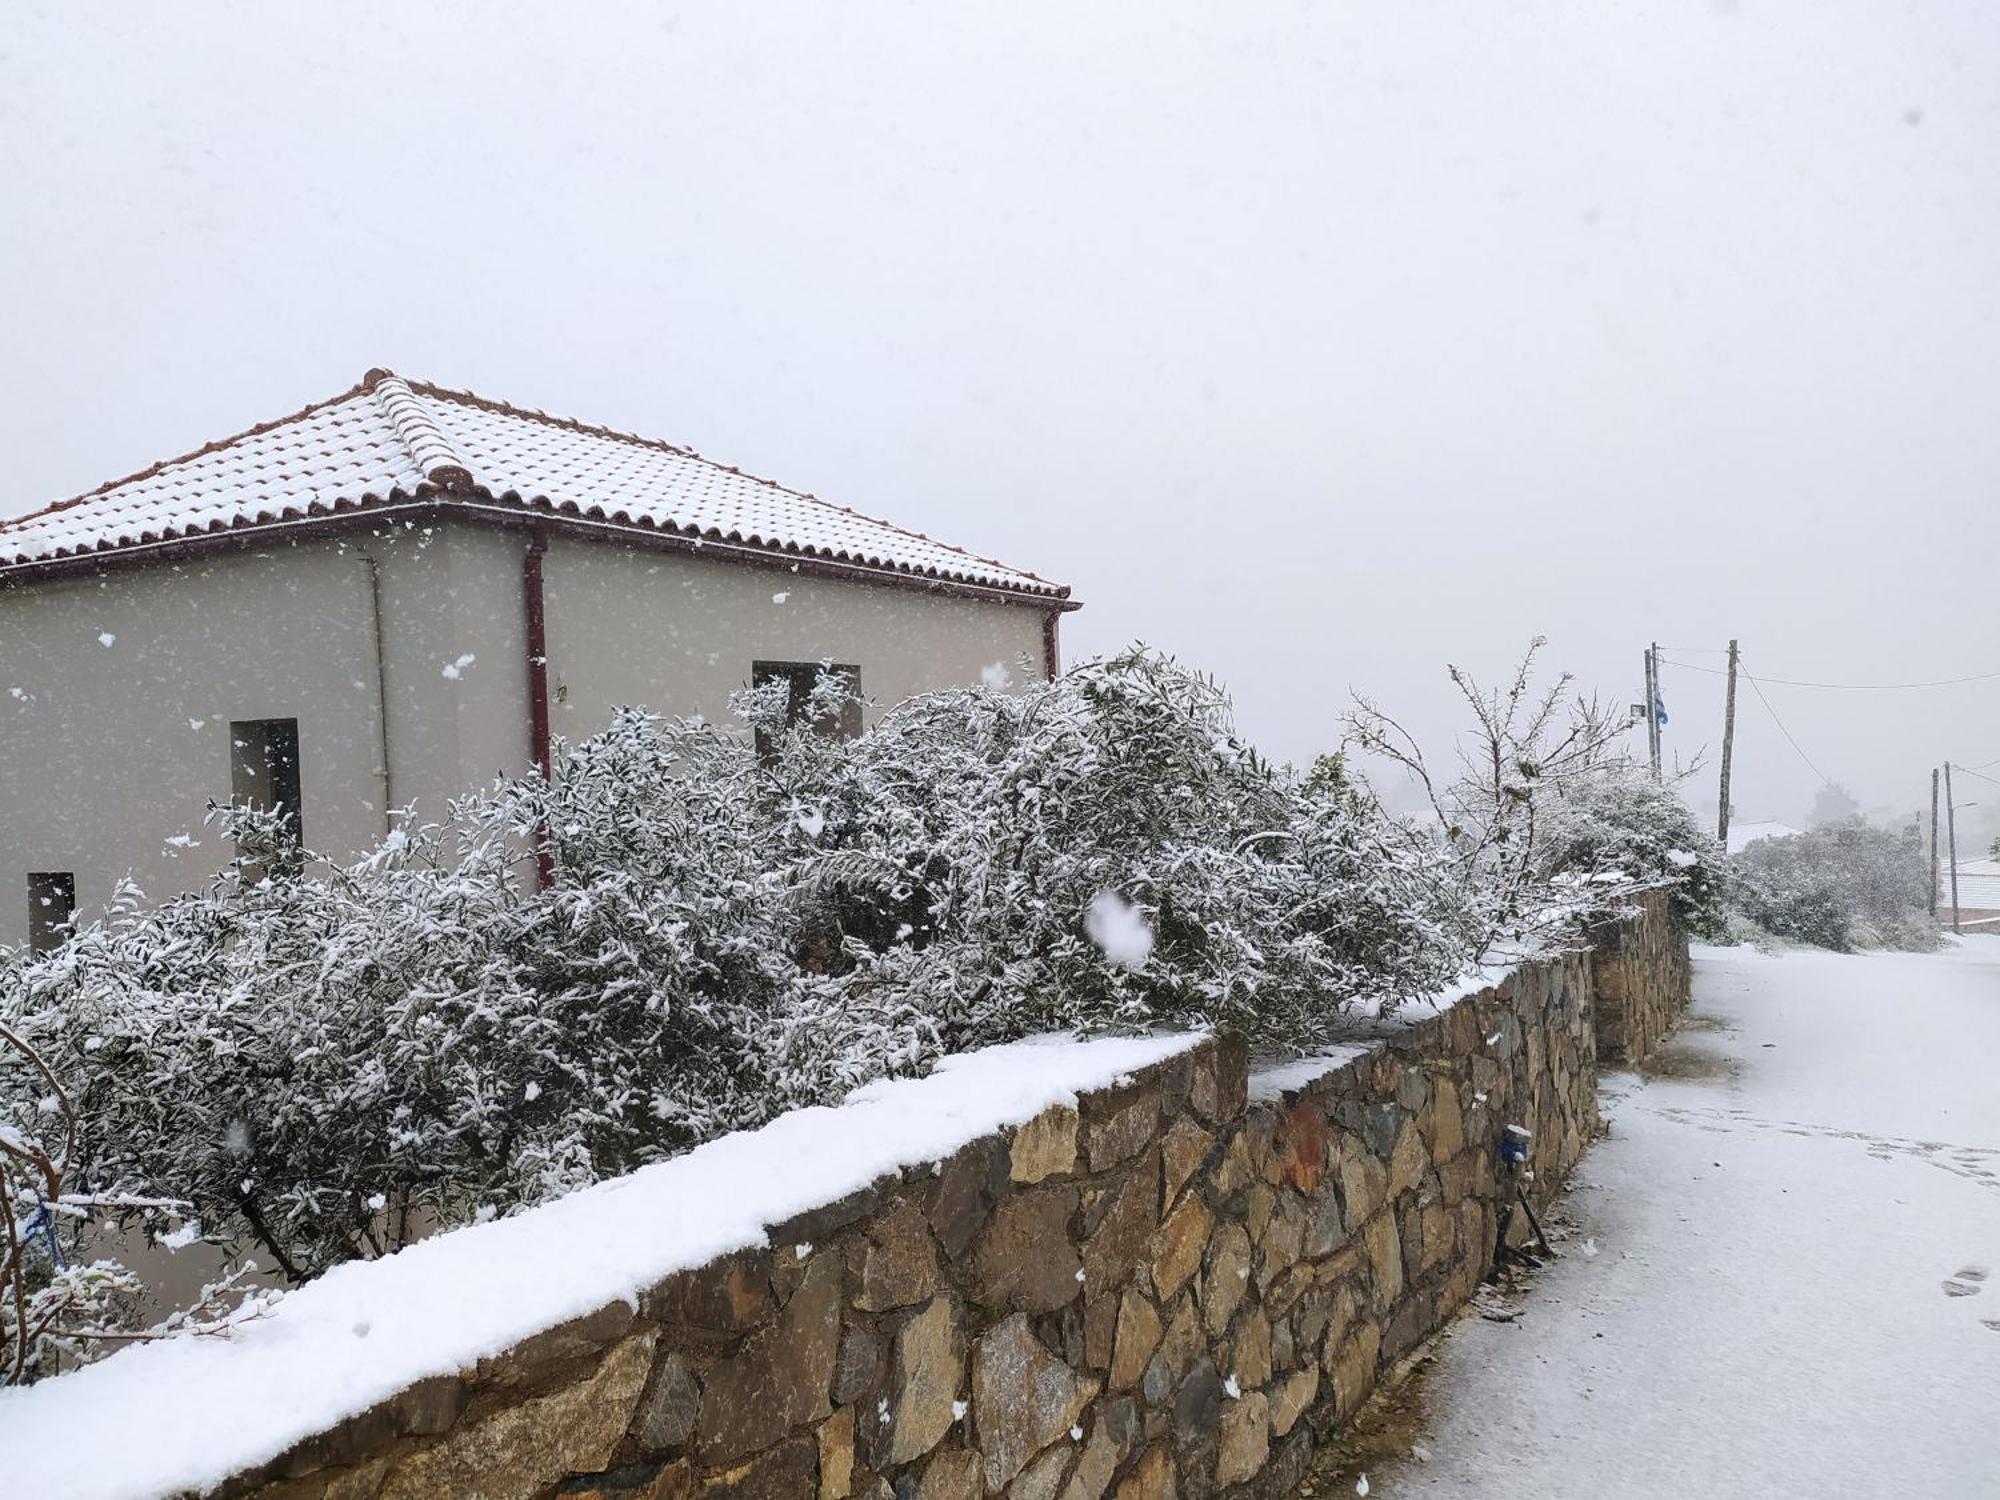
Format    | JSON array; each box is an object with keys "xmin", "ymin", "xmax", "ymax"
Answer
[{"xmin": 0, "ymin": 903, "xmax": 1688, "ymax": 1500}]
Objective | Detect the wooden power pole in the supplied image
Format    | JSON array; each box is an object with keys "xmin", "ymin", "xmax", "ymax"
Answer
[
  {"xmin": 1929, "ymin": 767, "xmax": 1941, "ymax": 919},
  {"xmin": 1645, "ymin": 644, "xmax": 1662, "ymax": 780},
  {"xmin": 1715, "ymin": 639, "xmax": 1739, "ymax": 846},
  {"xmin": 1944, "ymin": 761, "xmax": 1962, "ymax": 934}
]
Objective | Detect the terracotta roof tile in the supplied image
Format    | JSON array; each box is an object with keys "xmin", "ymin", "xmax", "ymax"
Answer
[{"xmin": 0, "ymin": 371, "xmax": 1067, "ymax": 599}]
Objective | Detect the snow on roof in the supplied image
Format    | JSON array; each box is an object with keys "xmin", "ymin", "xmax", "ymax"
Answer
[
  {"xmin": 0, "ymin": 371, "xmax": 1069, "ymax": 601},
  {"xmin": 0, "ymin": 1030, "xmax": 1203, "ymax": 1500},
  {"xmin": 1726, "ymin": 821, "xmax": 1801, "ymax": 855}
]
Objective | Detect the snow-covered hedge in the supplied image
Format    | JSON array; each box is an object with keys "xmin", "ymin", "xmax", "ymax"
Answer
[
  {"xmin": 0, "ymin": 651, "xmax": 1474, "ymax": 1339},
  {"xmin": 0, "ymin": 646, "xmax": 1702, "ymax": 1374},
  {"xmin": 1727, "ymin": 816, "xmax": 1939, "ymax": 952},
  {"xmin": 1538, "ymin": 766, "xmax": 1728, "ymax": 937}
]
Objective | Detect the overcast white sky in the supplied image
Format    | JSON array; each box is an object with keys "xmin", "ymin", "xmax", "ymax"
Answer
[{"xmin": 3, "ymin": 2, "xmax": 1996, "ymax": 833}]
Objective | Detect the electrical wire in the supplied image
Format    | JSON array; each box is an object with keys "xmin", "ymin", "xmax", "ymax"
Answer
[
  {"xmin": 1952, "ymin": 763, "xmax": 2000, "ymax": 790},
  {"xmin": 1657, "ymin": 656, "xmax": 2000, "ymax": 691},
  {"xmin": 1741, "ymin": 665, "xmax": 1835, "ymax": 786}
]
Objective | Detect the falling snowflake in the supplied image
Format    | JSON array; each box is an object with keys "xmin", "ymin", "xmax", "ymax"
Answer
[
  {"xmin": 981, "ymin": 661, "xmax": 1011, "ymax": 690},
  {"xmin": 441, "ymin": 652, "xmax": 477, "ymax": 680},
  {"xmin": 772, "ymin": 591, "xmax": 791, "ymax": 604},
  {"xmin": 97, "ymin": 631, "xmax": 117, "ymax": 647},
  {"xmin": 1084, "ymin": 890, "xmax": 1154, "ymax": 970}
]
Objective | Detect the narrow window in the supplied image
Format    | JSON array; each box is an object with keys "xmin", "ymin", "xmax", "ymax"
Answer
[
  {"xmin": 750, "ymin": 661, "xmax": 862, "ymax": 756},
  {"xmin": 231, "ymin": 718, "xmax": 304, "ymax": 867},
  {"xmin": 27, "ymin": 872, "xmax": 75, "ymax": 955}
]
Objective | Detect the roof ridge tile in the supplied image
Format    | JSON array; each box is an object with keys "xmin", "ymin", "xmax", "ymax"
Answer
[{"xmin": 365, "ymin": 370, "xmax": 477, "ymax": 492}]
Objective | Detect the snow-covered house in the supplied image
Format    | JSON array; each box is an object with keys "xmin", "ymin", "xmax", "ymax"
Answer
[{"xmin": 0, "ymin": 370, "xmax": 1074, "ymax": 949}]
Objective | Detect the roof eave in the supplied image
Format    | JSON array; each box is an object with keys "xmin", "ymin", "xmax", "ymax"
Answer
[{"xmin": 0, "ymin": 497, "xmax": 1078, "ymax": 611}]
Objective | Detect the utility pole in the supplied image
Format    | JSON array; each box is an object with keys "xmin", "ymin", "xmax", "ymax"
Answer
[
  {"xmin": 1929, "ymin": 767, "xmax": 1941, "ymax": 919},
  {"xmin": 1715, "ymin": 639, "xmax": 1739, "ymax": 846},
  {"xmin": 1645, "ymin": 644, "xmax": 1662, "ymax": 780},
  {"xmin": 1944, "ymin": 761, "xmax": 1962, "ymax": 934}
]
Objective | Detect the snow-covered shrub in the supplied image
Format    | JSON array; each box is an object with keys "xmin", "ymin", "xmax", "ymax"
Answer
[
  {"xmin": 1344, "ymin": 639, "xmax": 1660, "ymax": 955},
  {"xmin": 5, "ymin": 778, "xmax": 796, "ymax": 1281},
  {"xmin": 769, "ymin": 650, "xmax": 1469, "ymax": 1078},
  {"xmin": 1728, "ymin": 816, "xmax": 1939, "ymax": 952},
  {"xmin": 1537, "ymin": 766, "xmax": 1729, "ymax": 938},
  {"xmin": 0, "ymin": 1015, "xmax": 264, "ymax": 1384},
  {"xmin": 0, "ymin": 648, "xmax": 1470, "ymax": 1299}
]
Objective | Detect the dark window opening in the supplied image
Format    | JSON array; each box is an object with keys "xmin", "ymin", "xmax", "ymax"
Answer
[
  {"xmin": 27, "ymin": 871, "xmax": 75, "ymax": 955},
  {"xmin": 751, "ymin": 661, "xmax": 862, "ymax": 756},
  {"xmin": 231, "ymin": 717, "xmax": 304, "ymax": 868}
]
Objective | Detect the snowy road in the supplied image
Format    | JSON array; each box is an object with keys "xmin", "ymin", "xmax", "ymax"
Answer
[{"xmin": 1355, "ymin": 939, "xmax": 2000, "ymax": 1499}]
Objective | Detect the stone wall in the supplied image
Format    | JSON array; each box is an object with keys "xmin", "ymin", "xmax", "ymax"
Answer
[
  {"xmin": 221, "ymin": 904, "xmax": 1684, "ymax": 1500},
  {"xmin": 1588, "ymin": 889, "xmax": 1692, "ymax": 1066}
]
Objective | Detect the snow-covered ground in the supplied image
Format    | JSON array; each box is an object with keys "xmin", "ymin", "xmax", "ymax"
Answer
[{"xmin": 1359, "ymin": 938, "xmax": 2000, "ymax": 1498}]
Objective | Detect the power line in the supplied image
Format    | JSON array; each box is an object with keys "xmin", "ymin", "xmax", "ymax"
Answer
[
  {"xmin": 1954, "ymin": 763, "xmax": 2000, "ymax": 790},
  {"xmin": 1741, "ymin": 661, "xmax": 1835, "ymax": 786},
  {"xmin": 1658, "ymin": 656, "xmax": 2000, "ymax": 691}
]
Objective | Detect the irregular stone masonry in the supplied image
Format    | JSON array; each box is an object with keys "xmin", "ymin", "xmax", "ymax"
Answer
[
  {"xmin": 1589, "ymin": 890, "xmax": 1693, "ymax": 1067},
  {"xmin": 225, "ymin": 899, "xmax": 1689, "ymax": 1500}
]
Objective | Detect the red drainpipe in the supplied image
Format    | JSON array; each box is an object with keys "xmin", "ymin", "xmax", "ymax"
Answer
[
  {"xmin": 1042, "ymin": 609, "xmax": 1062, "ymax": 680},
  {"xmin": 523, "ymin": 528, "xmax": 554, "ymax": 889}
]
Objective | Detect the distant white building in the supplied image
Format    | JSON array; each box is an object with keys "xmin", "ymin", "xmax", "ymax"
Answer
[
  {"xmin": 1726, "ymin": 821, "xmax": 1801, "ymax": 855},
  {"xmin": 1941, "ymin": 858, "xmax": 2000, "ymax": 927}
]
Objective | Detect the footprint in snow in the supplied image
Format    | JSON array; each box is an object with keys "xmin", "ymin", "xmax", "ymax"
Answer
[{"xmin": 1941, "ymin": 1264, "xmax": 1988, "ymax": 1298}]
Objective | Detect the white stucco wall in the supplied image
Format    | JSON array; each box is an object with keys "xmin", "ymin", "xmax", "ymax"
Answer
[
  {"xmin": 540, "ymin": 533, "xmax": 1049, "ymax": 742},
  {"xmin": 0, "ymin": 522, "xmax": 535, "ymax": 946}
]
